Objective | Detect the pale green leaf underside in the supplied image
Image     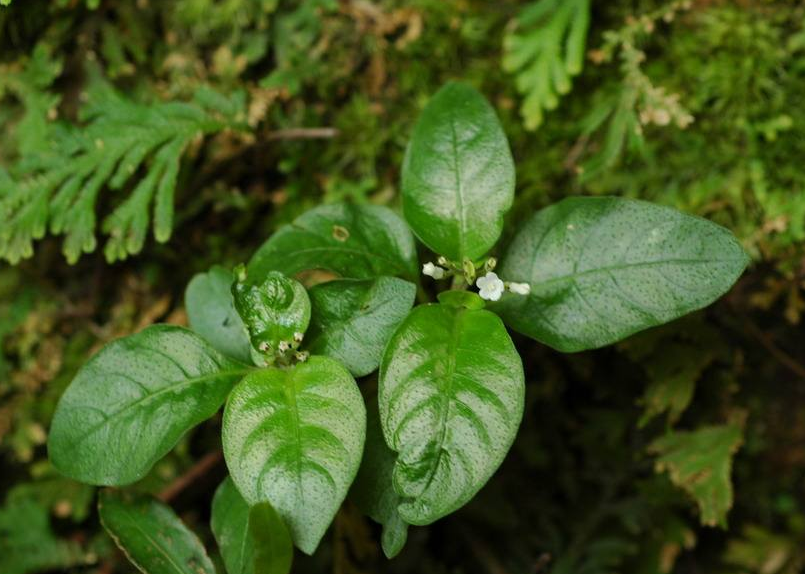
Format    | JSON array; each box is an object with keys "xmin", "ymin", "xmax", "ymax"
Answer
[
  {"xmin": 186, "ymin": 265, "xmax": 252, "ymax": 364},
  {"xmin": 379, "ymin": 303, "xmax": 524, "ymax": 525},
  {"xmin": 350, "ymin": 395, "xmax": 408, "ymax": 558},
  {"xmin": 248, "ymin": 203, "xmax": 418, "ymax": 281},
  {"xmin": 495, "ymin": 197, "xmax": 749, "ymax": 352},
  {"xmin": 98, "ymin": 490, "xmax": 215, "ymax": 574},
  {"xmin": 307, "ymin": 277, "xmax": 416, "ymax": 377},
  {"xmin": 48, "ymin": 325, "xmax": 248, "ymax": 485},
  {"xmin": 402, "ymin": 82, "xmax": 515, "ymax": 262},
  {"xmin": 222, "ymin": 357, "xmax": 366, "ymax": 554}
]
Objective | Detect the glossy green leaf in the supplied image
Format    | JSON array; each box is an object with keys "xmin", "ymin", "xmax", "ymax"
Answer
[
  {"xmin": 222, "ymin": 357, "xmax": 366, "ymax": 554},
  {"xmin": 249, "ymin": 203, "xmax": 418, "ymax": 281},
  {"xmin": 250, "ymin": 501, "xmax": 293, "ymax": 574},
  {"xmin": 350, "ymin": 395, "xmax": 408, "ymax": 558},
  {"xmin": 379, "ymin": 303, "xmax": 524, "ymax": 525},
  {"xmin": 494, "ymin": 197, "xmax": 749, "ymax": 352},
  {"xmin": 307, "ymin": 277, "xmax": 416, "ymax": 377},
  {"xmin": 232, "ymin": 270, "xmax": 310, "ymax": 360},
  {"xmin": 48, "ymin": 325, "xmax": 249, "ymax": 485},
  {"xmin": 649, "ymin": 423, "xmax": 743, "ymax": 528},
  {"xmin": 185, "ymin": 265, "xmax": 252, "ymax": 364},
  {"xmin": 401, "ymin": 82, "xmax": 515, "ymax": 262},
  {"xmin": 98, "ymin": 489, "xmax": 215, "ymax": 574},
  {"xmin": 211, "ymin": 478, "xmax": 293, "ymax": 574}
]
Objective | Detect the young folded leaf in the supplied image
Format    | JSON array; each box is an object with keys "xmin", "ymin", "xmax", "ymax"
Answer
[
  {"xmin": 211, "ymin": 478, "xmax": 293, "ymax": 574},
  {"xmin": 222, "ymin": 357, "xmax": 366, "ymax": 554},
  {"xmin": 307, "ymin": 277, "xmax": 416, "ymax": 377},
  {"xmin": 98, "ymin": 490, "xmax": 215, "ymax": 574},
  {"xmin": 379, "ymin": 296, "xmax": 525, "ymax": 525},
  {"xmin": 249, "ymin": 203, "xmax": 418, "ymax": 281},
  {"xmin": 494, "ymin": 197, "xmax": 749, "ymax": 352},
  {"xmin": 186, "ymin": 265, "xmax": 252, "ymax": 364},
  {"xmin": 48, "ymin": 325, "xmax": 250, "ymax": 485},
  {"xmin": 232, "ymin": 270, "xmax": 310, "ymax": 361},
  {"xmin": 402, "ymin": 82, "xmax": 515, "ymax": 262}
]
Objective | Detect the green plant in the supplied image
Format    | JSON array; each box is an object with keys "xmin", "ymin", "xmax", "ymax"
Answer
[{"xmin": 46, "ymin": 81, "xmax": 748, "ymax": 571}]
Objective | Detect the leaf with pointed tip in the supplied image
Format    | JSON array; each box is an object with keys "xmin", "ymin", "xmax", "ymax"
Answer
[
  {"xmin": 48, "ymin": 325, "xmax": 249, "ymax": 485},
  {"xmin": 494, "ymin": 197, "xmax": 749, "ymax": 352},
  {"xmin": 402, "ymin": 82, "xmax": 515, "ymax": 261},
  {"xmin": 249, "ymin": 203, "xmax": 418, "ymax": 281},
  {"xmin": 185, "ymin": 266, "xmax": 252, "ymax": 363},
  {"xmin": 379, "ymin": 303, "xmax": 524, "ymax": 525},
  {"xmin": 232, "ymin": 271, "xmax": 310, "ymax": 358},
  {"xmin": 350, "ymin": 396, "xmax": 408, "ymax": 558},
  {"xmin": 222, "ymin": 357, "xmax": 366, "ymax": 554},
  {"xmin": 98, "ymin": 490, "xmax": 215, "ymax": 574},
  {"xmin": 307, "ymin": 277, "xmax": 416, "ymax": 377},
  {"xmin": 211, "ymin": 478, "xmax": 293, "ymax": 574}
]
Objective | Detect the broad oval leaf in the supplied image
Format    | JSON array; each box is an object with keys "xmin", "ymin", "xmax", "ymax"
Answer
[
  {"xmin": 185, "ymin": 265, "xmax": 252, "ymax": 363},
  {"xmin": 48, "ymin": 325, "xmax": 249, "ymax": 485},
  {"xmin": 307, "ymin": 277, "xmax": 416, "ymax": 377},
  {"xmin": 401, "ymin": 82, "xmax": 515, "ymax": 262},
  {"xmin": 494, "ymin": 197, "xmax": 750, "ymax": 352},
  {"xmin": 222, "ymin": 357, "xmax": 366, "ymax": 554},
  {"xmin": 232, "ymin": 270, "xmax": 310, "ymax": 359},
  {"xmin": 379, "ymin": 303, "xmax": 525, "ymax": 525},
  {"xmin": 98, "ymin": 489, "xmax": 215, "ymax": 574},
  {"xmin": 248, "ymin": 203, "xmax": 418, "ymax": 281},
  {"xmin": 211, "ymin": 478, "xmax": 293, "ymax": 574},
  {"xmin": 350, "ymin": 395, "xmax": 408, "ymax": 558}
]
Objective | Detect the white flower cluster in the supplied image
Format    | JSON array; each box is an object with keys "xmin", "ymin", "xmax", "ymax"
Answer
[{"xmin": 422, "ymin": 261, "xmax": 446, "ymax": 279}]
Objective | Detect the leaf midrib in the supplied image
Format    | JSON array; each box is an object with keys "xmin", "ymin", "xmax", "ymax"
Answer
[
  {"xmin": 65, "ymin": 368, "xmax": 249, "ymax": 453},
  {"xmin": 531, "ymin": 257, "xmax": 747, "ymax": 291}
]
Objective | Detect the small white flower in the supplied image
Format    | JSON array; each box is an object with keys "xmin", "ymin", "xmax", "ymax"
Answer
[
  {"xmin": 476, "ymin": 272, "xmax": 505, "ymax": 301},
  {"xmin": 422, "ymin": 262, "xmax": 445, "ymax": 279},
  {"xmin": 293, "ymin": 332, "xmax": 304, "ymax": 343},
  {"xmin": 508, "ymin": 282, "xmax": 531, "ymax": 296},
  {"xmin": 258, "ymin": 341, "xmax": 270, "ymax": 352},
  {"xmin": 278, "ymin": 341, "xmax": 290, "ymax": 352}
]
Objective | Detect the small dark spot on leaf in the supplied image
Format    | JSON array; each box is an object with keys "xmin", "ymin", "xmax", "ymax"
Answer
[{"xmin": 332, "ymin": 225, "xmax": 350, "ymax": 242}]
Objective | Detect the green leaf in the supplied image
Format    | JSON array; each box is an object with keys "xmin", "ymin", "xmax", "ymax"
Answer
[
  {"xmin": 401, "ymin": 82, "xmax": 515, "ymax": 262},
  {"xmin": 0, "ymin": 76, "xmax": 246, "ymax": 265},
  {"xmin": 494, "ymin": 197, "xmax": 749, "ymax": 352},
  {"xmin": 222, "ymin": 357, "xmax": 366, "ymax": 554},
  {"xmin": 185, "ymin": 266, "xmax": 252, "ymax": 364},
  {"xmin": 649, "ymin": 423, "xmax": 744, "ymax": 528},
  {"xmin": 503, "ymin": 0, "xmax": 591, "ymax": 130},
  {"xmin": 379, "ymin": 303, "xmax": 524, "ymax": 525},
  {"xmin": 0, "ymin": 495, "xmax": 85, "ymax": 574},
  {"xmin": 211, "ymin": 478, "xmax": 293, "ymax": 574},
  {"xmin": 48, "ymin": 325, "xmax": 249, "ymax": 485},
  {"xmin": 232, "ymin": 270, "xmax": 310, "ymax": 361},
  {"xmin": 250, "ymin": 501, "xmax": 294, "ymax": 574},
  {"xmin": 98, "ymin": 490, "xmax": 215, "ymax": 574},
  {"xmin": 350, "ymin": 395, "xmax": 408, "ymax": 558},
  {"xmin": 248, "ymin": 203, "xmax": 418, "ymax": 281},
  {"xmin": 306, "ymin": 277, "xmax": 416, "ymax": 377},
  {"xmin": 211, "ymin": 478, "xmax": 255, "ymax": 574}
]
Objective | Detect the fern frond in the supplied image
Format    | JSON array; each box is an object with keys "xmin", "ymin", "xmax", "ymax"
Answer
[
  {"xmin": 0, "ymin": 78, "xmax": 247, "ymax": 264},
  {"xmin": 503, "ymin": 0, "xmax": 591, "ymax": 130}
]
